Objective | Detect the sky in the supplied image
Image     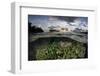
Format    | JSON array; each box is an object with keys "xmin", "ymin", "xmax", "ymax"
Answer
[{"xmin": 28, "ymin": 15, "xmax": 88, "ymax": 32}]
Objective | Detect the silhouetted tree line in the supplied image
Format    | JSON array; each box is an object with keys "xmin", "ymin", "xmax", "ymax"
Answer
[{"xmin": 28, "ymin": 22, "xmax": 44, "ymax": 33}]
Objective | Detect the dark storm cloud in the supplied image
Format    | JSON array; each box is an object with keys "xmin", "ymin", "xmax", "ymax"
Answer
[{"xmin": 28, "ymin": 15, "xmax": 88, "ymax": 32}]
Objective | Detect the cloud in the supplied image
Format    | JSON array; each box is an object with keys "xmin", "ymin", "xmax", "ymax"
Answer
[{"xmin": 29, "ymin": 15, "xmax": 88, "ymax": 32}]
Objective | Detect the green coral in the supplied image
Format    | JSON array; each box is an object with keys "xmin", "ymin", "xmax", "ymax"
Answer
[{"xmin": 36, "ymin": 40, "xmax": 86, "ymax": 60}]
